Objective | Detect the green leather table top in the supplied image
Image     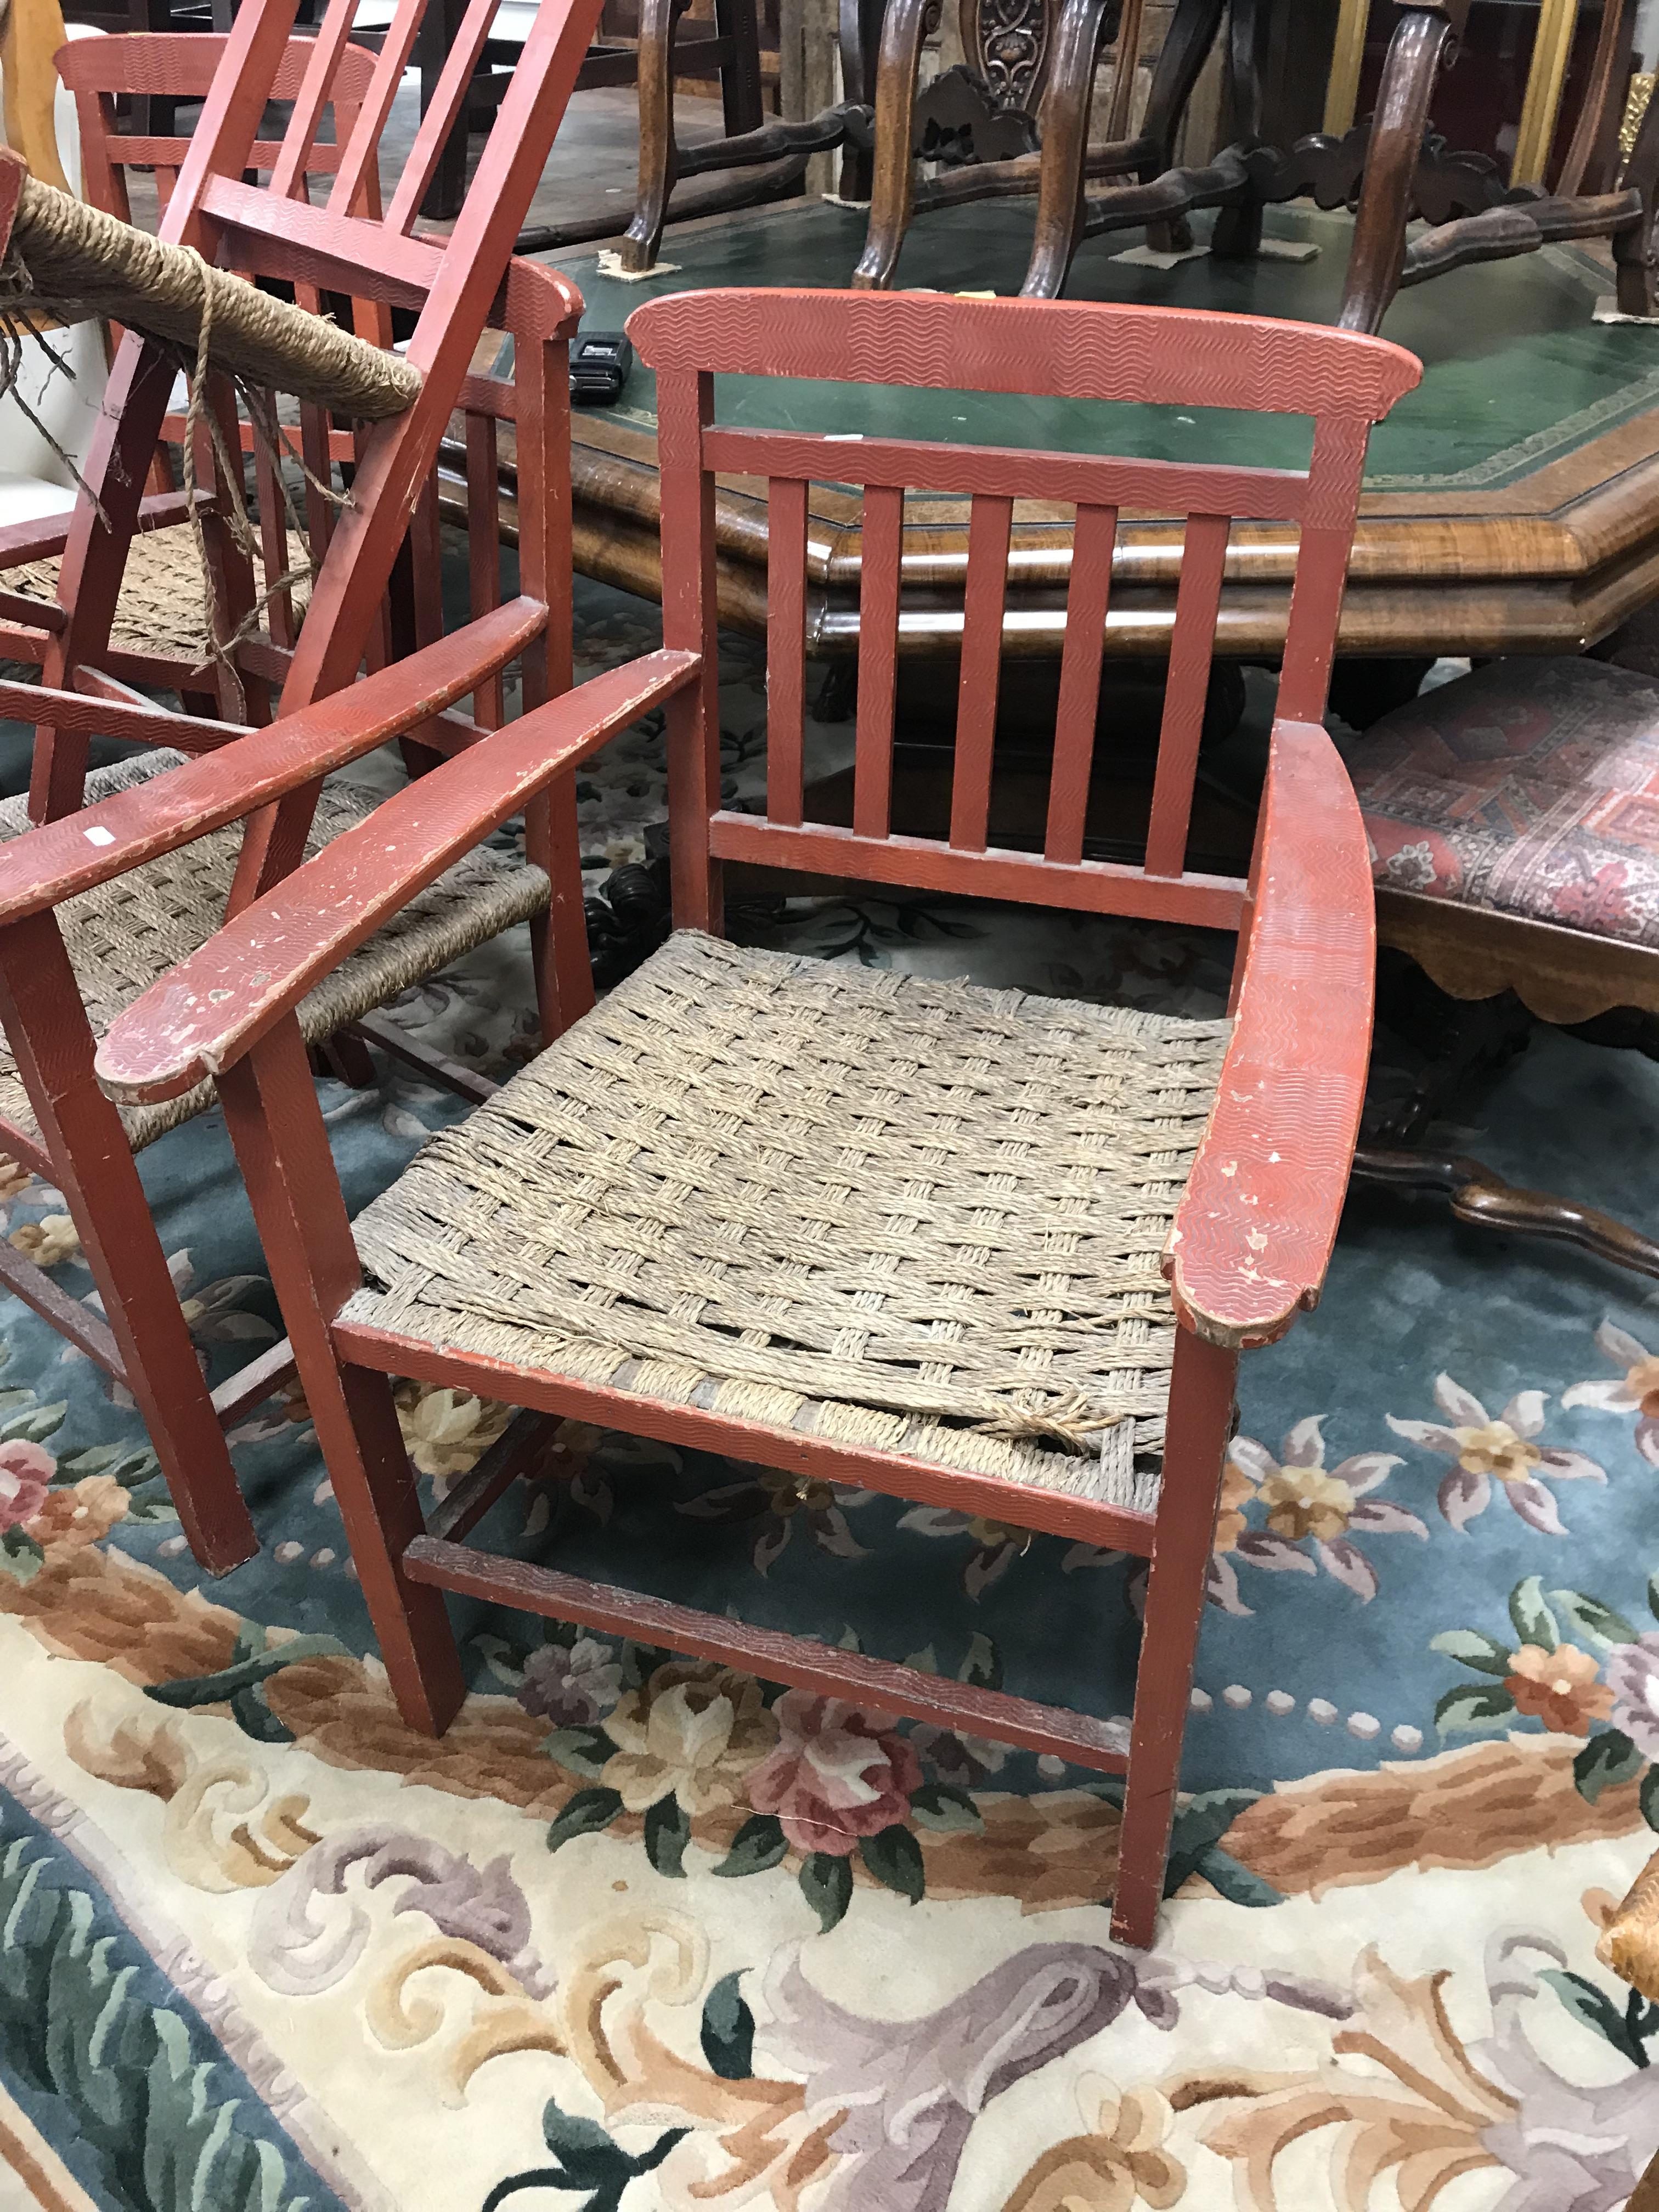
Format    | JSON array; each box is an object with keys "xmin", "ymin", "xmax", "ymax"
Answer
[{"xmin": 553, "ymin": 200, "xmax": 1659, "ymax": 493}]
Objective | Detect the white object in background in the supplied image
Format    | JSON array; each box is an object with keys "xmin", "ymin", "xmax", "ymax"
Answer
[{"xmin": 0, "ymin": 23, "xmax": 109, "ymax": 529}]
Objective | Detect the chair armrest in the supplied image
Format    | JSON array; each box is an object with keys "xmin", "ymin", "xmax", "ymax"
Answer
[
  {"xmin": 95, "ymin": 649, "xmax": 701, "ymax": 1104},
  {"xmin": 0, "ymin": 597, "xmax": 546, "ymax": 929},
  {"xmin": 1164, "ymin": 716, "xmax": 1375, "ymax": 1351}
]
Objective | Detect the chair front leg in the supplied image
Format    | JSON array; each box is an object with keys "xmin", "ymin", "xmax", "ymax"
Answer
[
  {"xmin": 619, "ymin": 0, "xmax": 695, "ymax": 275},
  {"xmin": 0, "ymin": 915, "xmax": 257, "ymax": 1573},
  {"xmin": 851, "ymin": 0, "xmax": 941, "ymax": 288},
  {"xmin": 1338, "ymin": 0, "xmax": 1458, "ymax": 334},
  {"xmin": 1112, "ymin": 1325, "xmax": 1237, "ymax": 1949},
  {"xmin": 217, "ymin": 1018, "xmax": 465, "ymax": 1734},
  {"xmin": 1022, "ymin": 0, "xmax": 1117, "ymax": 297}
]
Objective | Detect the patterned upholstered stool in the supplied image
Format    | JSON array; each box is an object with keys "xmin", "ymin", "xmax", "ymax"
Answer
[{"xmin": 1347, "ymin": 657, "xmax": 1659, "ymax": 1276}]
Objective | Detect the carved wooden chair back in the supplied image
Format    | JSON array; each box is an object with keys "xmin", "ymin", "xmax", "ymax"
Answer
[
  {"xmin": 0, "ymin": 0, "xmax": 605, "ymax": 1578},
  {"xmin": 63, "ymin": 31, "xmax": 383, "ymax": 233},
  {"xmin": 632, "ymin": 286, "xmax": 1419, "ymax": 930}
]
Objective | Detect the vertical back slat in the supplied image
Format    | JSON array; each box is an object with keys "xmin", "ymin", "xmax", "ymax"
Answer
[
  {"xmin": 1276, "ymin": 414, "xmax": 1369, "ymax": 725},
  {"xmin": 1045, "ymin": 500, "xmax": 1118, "ymax": 865},
  {"xmin": 466, "ymin": 412, "xmax": 504, "ymax": 729},
  {"xmin": 765, "ymin": 476, "xmax": 808, "ymax": 826},
  {"xmin": 949, "ymin": 492, "xmax": 1013, "ymax": 852},
  {"xmin": 270, "ymin": 0, "xmax": 362, "ymax": 198},
  {"xmin": 199, "ymin": 371, "xmax": 261, "ymax": 724},
  {"xmin": 657, "ymin": 364, "xmax": 724, "ymax": 931},
  {"xmin": 1143, "ymin": 511, "xmax": 1230, "ymax": 879},
  {"xmin": 410, "ymin": 471, "xmax": 445, "ymax": 653},
  {"xmin": 329, "ymin": 0, "xmax": 430, "ymax": 215},
  {"xmin": 853, "ymin": 482, "xmax": 904, "ymax": 840},
  {"xmin": 75, "ymin": 91, "xmax": 124, "ymax": 220},
  {"xmin": 386, "ymin": 0, "xmax": 503, "ymax": 234}
]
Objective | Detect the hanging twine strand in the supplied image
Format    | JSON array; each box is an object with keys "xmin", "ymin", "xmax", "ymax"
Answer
[
  {"xmin": 1, "ymin": 178, "xmax": 415, "ymax": 684},
  {"xmin": 0, "ymin": 169, "xmax": 420, "ymax": 414}
]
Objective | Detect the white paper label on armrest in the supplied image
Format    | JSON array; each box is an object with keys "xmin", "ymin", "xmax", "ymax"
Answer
[{"xmin": 83, "ymin": 827, "xmax": 115, "ymax": 847}]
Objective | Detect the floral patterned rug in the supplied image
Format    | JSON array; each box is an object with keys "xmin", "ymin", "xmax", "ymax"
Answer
[{"xmin": 2, "ymin": 579, "xmax": 1659, "ymax": 2211}]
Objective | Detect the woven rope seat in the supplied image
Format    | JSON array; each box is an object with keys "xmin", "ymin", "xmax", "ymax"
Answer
[
  {"xmin": 1, "ymin": 172, "xmax": 421, "ymax": 419},
  {"xmin": 0, "ymin": 751, "xmax": 549, "ymax": 1152},
  {"xmin": 1, "ymin": 523, "xmax": 311, "ymax": 661},
  {"xmin": 342, "ymin": 930, "xmax": 1234, "ymax": 1508}
]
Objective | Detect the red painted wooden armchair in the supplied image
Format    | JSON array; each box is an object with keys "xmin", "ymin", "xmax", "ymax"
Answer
[
  {"xmin": 93, "ymin": 289, "xmax": 1419, "ymax": 1945},
  {"xmin": 0, "ymin": 0, "xmax": 608, "ymax": 1574}
]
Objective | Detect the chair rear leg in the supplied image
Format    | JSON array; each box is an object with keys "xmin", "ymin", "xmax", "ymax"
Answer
[
  {"xmin": 1112, "ymin": 1327, "xmax": 1236, "ymax": 1949},
  {"xmin": 0, "ymin": 916, "xmax": 257, "ymax": 1573},
  {"xmin": 714, "ymin": 0, "xmax": 766, "ymax": 137},
  {"xmin": 1336, "ymin": 1, "xmax": 1455, "ymax": 334}
]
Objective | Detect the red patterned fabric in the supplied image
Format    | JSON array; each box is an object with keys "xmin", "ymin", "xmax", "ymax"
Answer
[{"xmin": 1350, "ymin": 658, "xmax": 1659, "ymax": 946}]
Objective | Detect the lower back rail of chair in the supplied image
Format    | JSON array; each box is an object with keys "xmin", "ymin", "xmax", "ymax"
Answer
[{"xmin": 94, "ymin": 289, "xmax": 1419, "ymax": 1946}]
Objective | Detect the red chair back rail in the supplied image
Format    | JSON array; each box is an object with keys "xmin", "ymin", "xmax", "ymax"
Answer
[
  {"xmin": 35, "ymin": 0, "xmax": 601, "ymax": 826},
  {"xmin": 59, "ymin": 34, "xmax": 381, "ymax": 195},
  {"xmin": 630, "ymin": 288, "xmax": 1419, "ymax": 932}
]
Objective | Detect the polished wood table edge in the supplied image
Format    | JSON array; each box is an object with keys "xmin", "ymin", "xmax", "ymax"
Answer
[
  {"xmin": 562, "ymin": 401, "xmax": 1659, "ymax": 571},
  {"xmin": 466, "ymin": 287, "xmax": 1659, "ymax": 654},
  {"xmin": 500, "ymin": 469, "xmax": 1659, "ymax": 654}
]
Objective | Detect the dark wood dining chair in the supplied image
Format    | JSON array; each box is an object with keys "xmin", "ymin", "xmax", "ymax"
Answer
[
  {"xmin": 993, "ymin": 0, "xmax": 1659, "ymax": 324},
  {"xmin": 91, "ymin": 287, "xmax": 1419, "ymax": 1946}
]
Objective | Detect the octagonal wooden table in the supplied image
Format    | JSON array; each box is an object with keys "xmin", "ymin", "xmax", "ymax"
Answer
[{"xmin": 454, "ymin": 195, "xmax": 1659, "ymax": 663}]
